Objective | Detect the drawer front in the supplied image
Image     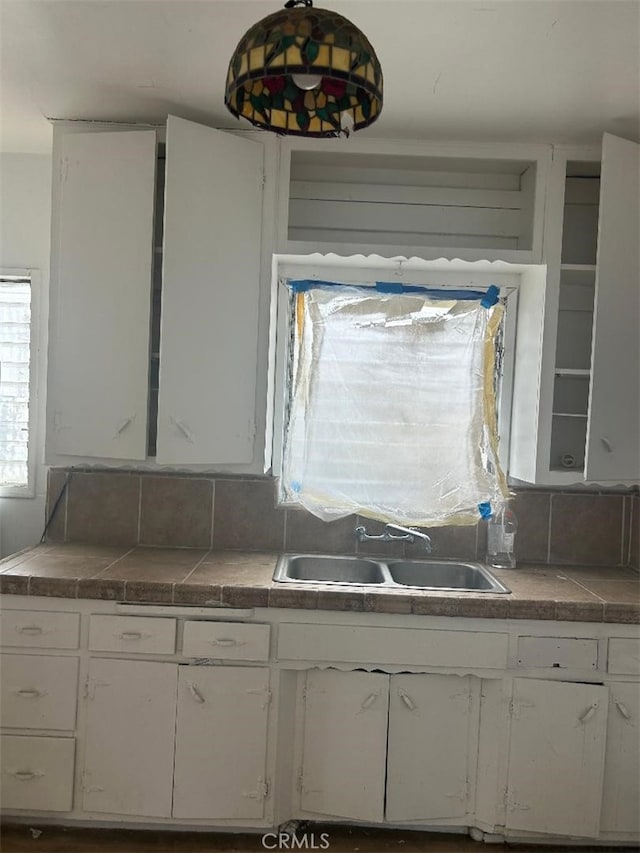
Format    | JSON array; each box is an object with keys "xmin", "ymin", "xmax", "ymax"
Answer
[
  {"xmin": 1, "ymin": 610, "xmax": 80, "ymax": 650},
  {"xmin": 516, "ymin": 636, "xmax": 598, "ymax": 670},
  {"xmin": 1, "ymin": 655, "xmax": 79, "ymax": 730},
  {"xmin": 608, "ymin": 638, "xmax": 640, "ymax": 675},
  {"xmin": 1, "ymin": 735, "xmax": 75, "ymax": 812},
  {"xmin": 182, "ymin": 621, "xmax": 271, "ymax": 661},
  {"xmin": 89, "ymin": 615, "xmax": 176, "ymax": 655},
  {"xmin": 277, "ymin": 624, "xmax": 508, "ymax": 669}
]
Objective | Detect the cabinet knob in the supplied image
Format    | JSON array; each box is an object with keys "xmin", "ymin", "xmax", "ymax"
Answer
[
  {"xmin": 360, "ymin": 691, "xmax": 379, "ymax": 710},
  {"xmin": 615, "ymin": 700, "xmax": 631, "ymax": 720},
  {"xmin": 579, "ymin": 702, "xmax": 598, "ymax": 723},
  {"xmin": 188, "ymin": 683, "xmax": 206, "ymax": 704},
  {"xmin": 398, "ymin": 689, "xmax": 417, "ymax": 711}
]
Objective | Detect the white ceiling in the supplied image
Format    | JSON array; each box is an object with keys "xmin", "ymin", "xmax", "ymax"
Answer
[{"xmin": 1, "ymin": 0, "xmax": 638, "ymax": 154}]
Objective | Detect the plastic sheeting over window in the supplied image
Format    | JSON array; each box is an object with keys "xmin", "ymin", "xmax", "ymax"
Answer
[{"xmin": 279, "ymin": 282, "xmax": 509, "ymax": 526}]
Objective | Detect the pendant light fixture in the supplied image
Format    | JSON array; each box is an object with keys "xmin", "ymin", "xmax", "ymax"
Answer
[{"xmin": 224, "ymin": 0, "xmax": 383, "ymax": 138}]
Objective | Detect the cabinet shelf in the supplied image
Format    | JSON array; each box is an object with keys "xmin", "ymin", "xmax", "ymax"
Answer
[{"xmin": 554, "ymin": 368, "xmax": 590, "ymax": 377}]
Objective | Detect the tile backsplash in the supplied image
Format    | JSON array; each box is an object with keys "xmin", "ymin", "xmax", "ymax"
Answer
[{"xmin": 46, "ymin": 469, "xmax": 638, "ymax": 568}]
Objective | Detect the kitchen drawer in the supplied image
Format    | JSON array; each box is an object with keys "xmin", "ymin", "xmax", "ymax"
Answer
[
  {"xmin": 277, "ymin": 624, "xmax": 508, "ymax": 669},
  {"xmin": 1, "ymin": 610, "xmax": 80, "ymax": 649},
  {"xmin": 1, "ymin": 735, "xmax": 75, "ymax": 812},
  {"xmin": 608, "ymin": 638, "xmax": 640, "ymax": 675},
  {"xmin": 89, "ymin": 615, "xmax": 176, "ymax": 655},
  {"xmin": 516, "ymin": 636, "xmax": 598, "ymax": 670},
  {"xmin": 1, "ymin": 655, "xmax": 79, "ymax": 730},
  {"xmin": 182, "ymin": 621, "xmax": 271, "ymax": 661}
]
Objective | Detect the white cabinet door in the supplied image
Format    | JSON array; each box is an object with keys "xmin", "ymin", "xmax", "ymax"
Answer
[
  {"xmin": 506, "ymin": 678, "xmax": 608, "ymax": 838},
  {"xmin": 82, "ymin": 659, "xmax": 177, "ymax": 817},
  {"xmin": 1, "ymin": 654, "xmax": 78, "ymax": 730},
  {"xmin": 173, "ymin": 666, "xmax": 271, "ymax": 820},
  {"xmin": 386, "ymin": 674, "xmax": 474, "ymax": 822},
  {"xmin": 48, "ymin": 130, "xmax": 156, "ymax": 460},
  {"xmin": 1, "ymin": 735, "xmax": 75, "ymax": 812},
  {"xmin": 156, "ymin": 116, "xmax": 264, "ymax": 465},
  {"xmin": 586, "ymin": 133, "xmax": 640, "ymax": 481},
  {"xmin": 600, "ymin": 682, "xmax": 640, "ymax": 835},
  {"xmin": 298, "ymin": 669, "xmax": 388, "ymax": 823}
]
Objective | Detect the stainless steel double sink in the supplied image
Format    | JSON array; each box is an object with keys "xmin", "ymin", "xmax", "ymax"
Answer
[{"xmin": 273, "ymin": 554, "xmax": 511, "ymax": 593}]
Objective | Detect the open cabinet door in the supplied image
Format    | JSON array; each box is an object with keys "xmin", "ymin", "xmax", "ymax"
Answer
[
  {"xmin": 157, "ymin": 116, "xmax": 264, "ymax": 464},
  {"xmin": 585, "ymin": 133, "xmax": 640, "ymax": 481}
]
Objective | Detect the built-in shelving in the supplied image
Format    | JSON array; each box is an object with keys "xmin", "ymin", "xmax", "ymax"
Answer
[{"xmin": 550, "ymin": 162, "xmax": 601, "ymax": 474}]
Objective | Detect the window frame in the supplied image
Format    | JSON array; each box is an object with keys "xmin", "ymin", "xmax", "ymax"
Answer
[
  {"xmin": 0, "ymin": 268, "xmax": 40, "ymax": 499},
  {"xmin": 268, "ymin": 259, "xmax": 519, "ymax": 504}
]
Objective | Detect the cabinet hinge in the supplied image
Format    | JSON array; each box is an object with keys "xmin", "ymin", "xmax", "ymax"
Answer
[
  {"xmin": 242, "ymin": 778, "xmax": 269, "ymax": 800},
  {"xmin": 296, "ymin": 769, "xmax": 304, "ymax": 792}
]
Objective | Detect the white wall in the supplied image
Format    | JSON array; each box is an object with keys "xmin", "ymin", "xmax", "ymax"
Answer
[{"xmin": 0, "ymin": 152, "xmax": 52, "ymax": 556}]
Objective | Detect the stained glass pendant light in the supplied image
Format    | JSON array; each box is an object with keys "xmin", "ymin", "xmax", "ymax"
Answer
[{"xmin": 224, "ymin": 0, "xmax": 383, "ymax": 137}]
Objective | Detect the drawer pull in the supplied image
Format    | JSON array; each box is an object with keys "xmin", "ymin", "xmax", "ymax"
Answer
[
  {"xmin": 16, "ymin": 626, "xmax": 44, "ymax": 636},
  {"xmin": 188, "ymin": 683, "xmax": 206, "ymax": 704},
  {"xmin": 11, "ymin": 770, "xmax": 43, "ymax": 781},
  {"xmin": 209, "ymin": 638, "xmax": 242, "ymax": 647},
  {"xmin": 118, "ymin": 631, "xmax": 145, "ymax": 641},
  {"xmin": 399, "ymin": 689, "xmax": 417, "ymax": 711},
  {"xmin": 14, "ymin": 688, "xmax": 46, "ymax": 700},
  {"xmin": 361, "ymin": 691, "xmax": 379, "ymax": 711},
  {"xmin": 579, "ymin": 702, "xmax": 598, "ymax": 724},
  {"xmin": 615, "ymin": 700, "xmax": 632, "ymax": 720}
]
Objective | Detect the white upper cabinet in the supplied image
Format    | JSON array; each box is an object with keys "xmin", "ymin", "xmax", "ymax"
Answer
[
  {"xmin": 510, "ymin": 132, "xmax": 639, "ymax": 485},
  {"xmin": 47, "ymin": 130, "xmax": 156, "ymax": 460},
  {"xmin": 156, "ymin": 117, "xmax": 264, "ymax": 464},
  {"xmin": 585, "ymin": 133, "xmax": 640, "ymax": 481},
  {"xmin": 46, "ymin": 118, "xmax": 271, "ymax": 469}
]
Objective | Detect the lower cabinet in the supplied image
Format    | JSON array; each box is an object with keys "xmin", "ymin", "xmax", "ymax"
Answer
[
  {"xmin": 83, "ymin": 659, "xmax": 178, "ymax": 817},
  {"xmin": 601, "ymin": 681, "xmax": 640, "ymax": 835},
  {"xmin": 82, "ymin": 659, "xmax": 271, "ymax": 820},
  {"xmin": 173, "ymin": 666, "xmax": 271, "ymax": 820},
  {"xmin": 297, "ymin": 669, "xmax": 477, "ymax": 823},
  {"xmin": 505, "ymin": 678, "xmax": 609, "ymax": 838}
]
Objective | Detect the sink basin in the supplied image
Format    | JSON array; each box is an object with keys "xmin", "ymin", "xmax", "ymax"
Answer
[
  {"xmin": 274, "ymin": 555, "xmax": 387, "ymax": 585},
  {"xmin": 274, "ymin": 554, "xmax": 510, "ymax": 593},
  {"xmin": 387, "ymin": 560, "xmax": 510, "ymax": 592}
]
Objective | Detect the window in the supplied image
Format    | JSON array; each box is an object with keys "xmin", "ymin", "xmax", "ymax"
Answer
[
  {"xmin": 0, "ymin": 272, "xmax": 37, "ymax": 497},
  {"xmin": 272, "ymin": 272, "xmax": 515, "ymax": 527}
]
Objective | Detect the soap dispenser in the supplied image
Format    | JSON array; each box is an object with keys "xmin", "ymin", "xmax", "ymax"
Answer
[{"xmin": 486, "ymin": 504, "xmax": 518, "ymax": 569}]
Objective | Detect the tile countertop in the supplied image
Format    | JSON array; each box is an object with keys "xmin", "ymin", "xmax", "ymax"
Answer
[{"xmin": 0, "ymin": 544, "xmax": 638, "ymax": 624}]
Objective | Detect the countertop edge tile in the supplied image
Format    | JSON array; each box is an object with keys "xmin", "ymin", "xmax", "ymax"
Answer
[{"xmin": 1, "ymin": 546, "xmax": 638, "ymax": 623}]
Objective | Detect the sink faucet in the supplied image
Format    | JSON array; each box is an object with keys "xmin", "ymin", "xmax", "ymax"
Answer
[{"xmin": 355, "ymin": 523, "xmax": 433, "ymax": 553}]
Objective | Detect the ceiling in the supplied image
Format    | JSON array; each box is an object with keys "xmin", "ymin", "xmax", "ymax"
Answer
[{"xmin": 1, "ymin": 0, "xmax": 638, "ymax": 154}]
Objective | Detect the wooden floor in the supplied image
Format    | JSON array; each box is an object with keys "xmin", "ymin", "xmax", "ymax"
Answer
[{"xmin": 1, "ymin": 825, "xmax": 637, "ymax": 853}]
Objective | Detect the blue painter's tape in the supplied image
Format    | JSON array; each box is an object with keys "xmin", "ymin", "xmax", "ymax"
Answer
[
  {"xmin": 291, "ymin": 481, "xmax": 302, "ymax": 493},
  {"xmin": 376, "ymin": 282, "xmax": 487, "ymax": 299},
  {"xmin": 480, "ymin": 285, "xmax": 500, "ymax": 308},
  {"xmin": 478, "ymin": 501, "xmax": 492, "ymax": 519}
]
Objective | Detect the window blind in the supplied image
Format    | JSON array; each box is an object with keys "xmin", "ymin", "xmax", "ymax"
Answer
[
  {"xmin": 280, "ymin": 283, "xmax": 508, "ymax": 526},
  {"xmin": 0, "ymin": 277, "xmax": 31, "ymax": 488}
]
